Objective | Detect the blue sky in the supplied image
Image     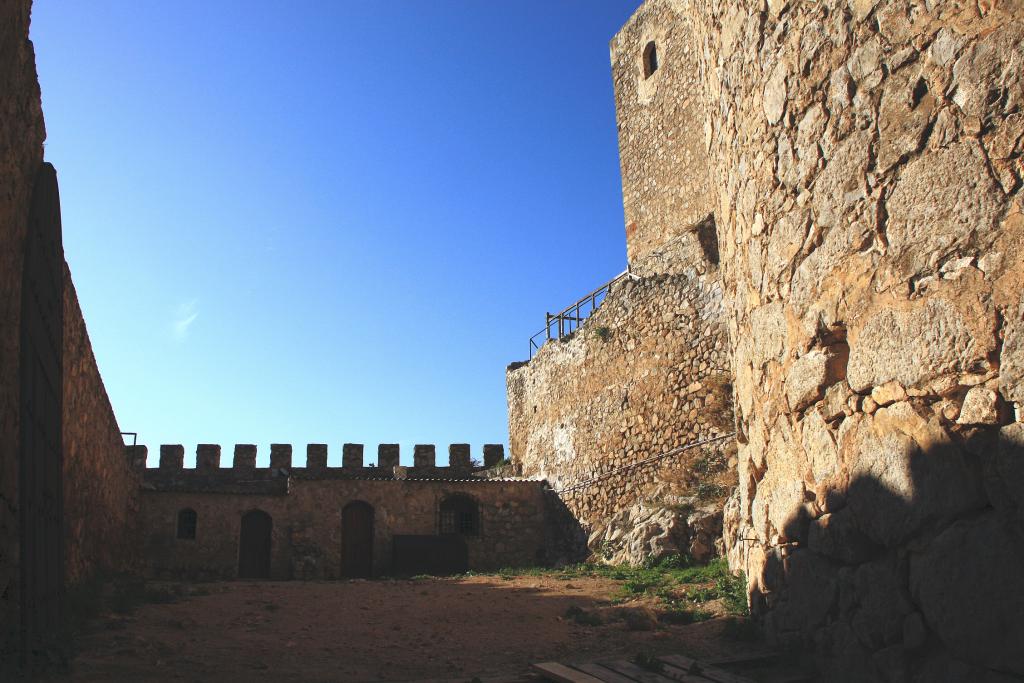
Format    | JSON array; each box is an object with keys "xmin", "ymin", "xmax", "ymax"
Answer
[{"xmin": 31, "ymin": 1, "xmax": 641, "ymax": 467}]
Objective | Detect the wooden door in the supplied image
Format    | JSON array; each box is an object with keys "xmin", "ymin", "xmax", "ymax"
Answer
[
  {"xmin": 19, "ymin": 163, "xmax": 65, "ymax": 671},
  {"xmin": 238, "ymin": 509, "xmax": 272, "ymax": 578},
  {"xmin": 342, "ymin": 501, "xmax": 374, "ymax": 578}
]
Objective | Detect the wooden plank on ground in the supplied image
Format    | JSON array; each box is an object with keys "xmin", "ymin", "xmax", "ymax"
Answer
[
  {"xmin": 655, "ymin": 654, "xmax": 697, "ymax": 673},
  {"xmin": 599, "ymin": 660, "xmax": 684, "ymax": 683},
  {"xmin": 574, "ymin": 662, "xmax": 644, "ymax": 683},
  {"xmin": 532, "ymin": 662, "xmax": 606, "ymax": 683},
  {"xmin": 657, "ymin": 656, "xmax": 755, "ymax": 683},
  {"xmin": 706, "ymin": 652, "xmax": 781, "ymax": 667},
  {"xmin": 655, "ymin": 660, "xmax": 716, "ymax": 682}
]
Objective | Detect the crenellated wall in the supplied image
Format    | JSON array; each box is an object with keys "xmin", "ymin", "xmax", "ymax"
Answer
[
  {"xmin": 140, "ymin": 442, "xmax": 506, "ymax": 476},
  {"xmin": 133, "ymin": 442, "xmax": 546, "ymax": 579}
]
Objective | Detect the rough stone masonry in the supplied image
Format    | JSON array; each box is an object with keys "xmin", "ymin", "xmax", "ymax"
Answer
[
  {"xmin": 507, "ymin": 231, "xmax": 736, "ymax": 566},
  {"xmin": 512, "ymin": 0, "xmax": 1024, "ymax": 680}
]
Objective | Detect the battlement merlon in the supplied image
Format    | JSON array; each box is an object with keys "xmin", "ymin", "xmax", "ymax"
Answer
[{"xmin": 131, "ymin": 443, "xmax": 508, "ymax": 478}]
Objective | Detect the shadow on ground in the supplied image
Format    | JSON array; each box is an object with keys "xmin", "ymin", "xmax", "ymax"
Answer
[{"xmin": 48, "ymin": 572, "xmax": 767, "ymax": 683}]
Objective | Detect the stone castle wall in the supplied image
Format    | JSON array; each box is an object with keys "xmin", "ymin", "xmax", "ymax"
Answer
[
  {"xmin": 612, "ymin": 0, "xmax": 714, "ymax": 266},
  {"xmin": 135, "ymin": 443, "xmax": 545, "ymax": 578},
  {"xmin": 63, "ymin": 266, "xmax": 140, "ymax": 584},
  {"xmin": 2, "ymin": 2, "xmax": 144, "ymax": 670},
  {"xmin": 0, "ymin": 0, "xmax": 46, "ymax": 669},
  {"xmin": 507, "ymin": 233, "xmax": 735, "ymax": 564},
  {"xmin": 603, "ymin": 0, "xmax": 1023, "ymax": 678}
]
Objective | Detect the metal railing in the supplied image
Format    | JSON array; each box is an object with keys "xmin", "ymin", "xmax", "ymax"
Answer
[{"xmin": 529, "ymin": 267, "xmax": 638, "ymax": 358}]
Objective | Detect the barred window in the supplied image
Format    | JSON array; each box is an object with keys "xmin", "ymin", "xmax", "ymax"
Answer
[
  {"xmin": 177, "ymin": 508, "xmax": 197, "ymax": 540},
  {"xmin": 439, "ymin": 495, "xmax": 479, "ymax": 536}
]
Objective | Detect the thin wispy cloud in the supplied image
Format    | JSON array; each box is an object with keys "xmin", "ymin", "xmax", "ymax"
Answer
[{"xmin": 172, "ymin": 300, "xmax": 199, "ymax": 341}]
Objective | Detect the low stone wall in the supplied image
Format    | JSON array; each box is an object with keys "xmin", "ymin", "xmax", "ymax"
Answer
[
  {"xmin": 63, "ymin": 266, "xmax": 140, "ymax": 584},
  {"xmin": 507, "ymin": 234, "xmax": 735, "ymax": 562},
  {"xmin": 138, "ymin": 472, "xmax": 548, "ymax": 579}
]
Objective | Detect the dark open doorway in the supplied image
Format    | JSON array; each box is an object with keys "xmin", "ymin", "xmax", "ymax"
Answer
[
  {"xmin": 342, "ymin": 501, "xmax": 374, "ymax": 578},
  {"xmin": 238, "ymin": 509, "xmax": 272, "ymax": 579}
]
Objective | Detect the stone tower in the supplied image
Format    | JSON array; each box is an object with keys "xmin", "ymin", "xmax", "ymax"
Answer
[{"xmin": 610, "ymin": 0, "xmax": 713, "ymax": 268}]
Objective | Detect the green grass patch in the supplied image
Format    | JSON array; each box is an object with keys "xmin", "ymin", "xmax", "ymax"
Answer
[
  {"xmin": 486, "ymin": 555, "xmax": 749, "ymax": 618},
  {"xmin": 696, "ymin": 481, "xmax": 727, "ymax": 501}
]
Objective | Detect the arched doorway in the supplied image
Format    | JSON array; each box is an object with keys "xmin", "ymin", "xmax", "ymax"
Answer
[
  {"xmin": 19, "ymin": 163, "xmax": 65, "ymax": 669},
  {"xmin": 341, "ymin": 501, "xmax": 374, "ymax": 578},
  {"xmin": 238, "ymin": 509, "xmax": 272, "ymax": 579}
]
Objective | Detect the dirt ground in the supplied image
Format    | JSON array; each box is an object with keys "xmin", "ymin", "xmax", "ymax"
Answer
[{"xmin": 54, "ymin": 574, "xmax": 770, "ymax": 683}]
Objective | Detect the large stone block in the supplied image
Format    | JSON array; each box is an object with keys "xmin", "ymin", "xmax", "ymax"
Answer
[
  {"xmin": 847, "ymin": 298, "xmax": 988, "ymax": 393},
  {"xmin": 807, "ymin": 508, "xmax": 877, "ymax": 565},
  {"xmin": 841, "ymin": 404, "xmax": 986, "ymax": 546},
  {"xmin": 843, "ymin": 558, "xmax": 914, "ymax": 651},
  {"xmin": 910, "ymin": 512, "xmax": 1024, "ymax": 675},
  {"xmin": 1000, "ymin": 295, "xmax": 1024, "ymax": 404},
  {"xmin": 767, "ymin": 549, "xmax": 838, "ymax": 639},
  {"xmin": 885, "ymin": 141, "xmax": 1003, "ymax": 280},
  {"xmin": 786, "ymin": 349, "xmax": 844, "ymax": 412}
]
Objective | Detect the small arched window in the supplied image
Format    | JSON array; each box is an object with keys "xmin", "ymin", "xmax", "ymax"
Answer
[
  {"xmin": 440, "ymin": 495, "xmax": 479, "ymax": 536},
  {"xmin": 177, "ymin": 508, "xmax": 197, "ymax": 540},
  {"xmin": 643, "ymin": 41, "xmax": 659, "ymax": 79}
]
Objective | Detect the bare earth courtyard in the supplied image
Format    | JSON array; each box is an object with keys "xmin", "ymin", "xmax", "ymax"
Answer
[{"xmin": 52, "ymin": 568, "xmax": 769, "ymax": 683}]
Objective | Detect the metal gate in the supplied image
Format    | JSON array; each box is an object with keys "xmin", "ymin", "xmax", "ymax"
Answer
[
  {"xmin": 19, "ymin": 162, "xmax": 65, "ymax": 671},
  {"xmin": 391, "ymin": 535, "xmax": 468, "ymax": 576}
]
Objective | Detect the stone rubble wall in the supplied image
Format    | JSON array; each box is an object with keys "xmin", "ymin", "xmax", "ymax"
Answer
[
  {"xmin": 627, "ymin": 0, "xmax": 1024, "ymax": 678},
  {"xmin": 0, "ymin": 0, "xmax": 46, "ymax": 671},
  {"xmin": 62, "ymin": 265, "xmax": 141, "ymax": 584},
  {"xmin": 138, "ymin": 478, "xmax": 548, "ymax": 579},
  {"xmin": 507, "ymin": 233, "xmax": 735, "ymax": 564}
]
